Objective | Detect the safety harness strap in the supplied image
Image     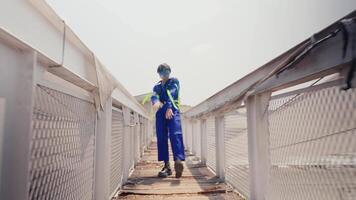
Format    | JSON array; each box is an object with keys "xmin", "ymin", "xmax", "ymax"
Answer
[{"xmin": 166, "ymin": 89, "xmax": 180, "ymax": 110}]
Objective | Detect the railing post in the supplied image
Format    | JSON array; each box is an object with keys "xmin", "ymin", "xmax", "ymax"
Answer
[
  {"xmin": 184, "ymin": 119, "xmax": 189, "ymax": 152},
  {"xmin": 133, "ymin": 113, "xmax": 140, "ymax": 165},
  {"xmin": 94, "ymin": 97, "xmax": 112, "ymax": 200},
  {"xmin": 122, "ymin": 106, "xmax": 132, "ymax": 183},
  {"xmin": 215, "ymin": 115, "xmax": 225, "ymax": 180},
  {"xmin": 0, "ymin": 98, "xmax": 4, "ymax": 189},
  {"xmin": 246, "ymin": 92, "xmax": 271, "ymax": 200},
  {"xmin": 145, "ymin": 119, "xmax": 149, "ymax": 148},
  {"xmin": 191, "ymin": 120, "xmax": 196, "ymax": 155},
  {"xmin": 200, "ymin": 119, "xmax": 207, "ymax": 166},
  {"xmin": 0, "ymin": 49, "xmax": 36, "ymax": 200},
  {"xmin": 185, "ymin": 119, "xmax": 191, "ymax": 153},
  {"xmin": 194, "ymin": 120, "xmax": 201, "ymax": 157},
  {"xmin": 147, "ymin": 119, "xmax": 152, "ymax": 145}
]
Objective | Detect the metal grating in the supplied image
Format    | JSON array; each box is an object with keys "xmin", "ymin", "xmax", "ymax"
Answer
[
  {"xmin": 30, "ymin": 85, "xmax": 96, "ymax": 200},
  {"xmin": 110, "ymin": 109, "xmax": 124, "ymax": 195},
  {"xmin": 206, "ymin": 117, "xmax": 216, "ymax": 172},
  {"xmin": 267, "ymin": 85, "xmax": 356, "ymax": 200},
  {"xmin": 224, "ymin": 108, "xmax": 250, "ymax": 198}
]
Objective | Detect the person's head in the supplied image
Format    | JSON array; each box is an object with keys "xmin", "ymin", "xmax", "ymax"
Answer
[{"xmin": 157, "ymin": 63, "xmax": 171, "ymax": 81}]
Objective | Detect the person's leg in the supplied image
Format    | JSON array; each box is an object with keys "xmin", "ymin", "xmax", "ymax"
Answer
[
  {"xmin": 156, "ymin": 110, "xmax": 172, "ymax": 177},
  {"xmin": 156, "ymin": 110, "xmax": 169, "ymax": 162},
  {"xmin": 168, "ymin": 111, "xmax": 185, "ymax": 161},
  {"xmin": 168, "ymin": 111, "xmax": 185, "ymax": 178}
]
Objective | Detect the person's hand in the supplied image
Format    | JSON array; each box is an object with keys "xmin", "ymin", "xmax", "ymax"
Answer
[
  {"xmin": 165, "ymin": 108, "xmax": 174, "ymax": 119},
  {"xmin": 153, "ymin": 101, "xmax": 163, "ymax": 109}
]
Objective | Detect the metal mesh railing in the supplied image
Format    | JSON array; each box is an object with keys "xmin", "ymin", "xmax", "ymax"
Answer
[
  {"xmin": 267, "ymin": 85, "xmax": 356, "ymax": 200},
  {"xmin": 110, "ymin": 108, "xmax": 125, "ymax": 195},
  {"xmin": 30, "ymin": 85, "xmax": 96, "ymax": 200},
  {"xmin": 185, "ymin": 120, "xmax": 193, "ymax": 153},
  {"xmin": 224, "ymin": 108, "xmax": 249, "ymax": 198},
  {"xmin": 129, "ymin": 114, "xmax": 135, "ymax": 170},
  {"xmin": 206, "ymin": 117, "xmax": 216, "ymax": 172},
  {"xmin": 182, "ymin": 78, "xmax": 356, "ymax": 200},
  {"xmin": 31, "ymin": 84, "xmax": 153, "ymax": 200},
  {"xmin": 147, "ymin": 119, "xmax": 153, "ymax": 147},
  {"xmin": 192, "ymin": 120, "xmax": 202, "ymax": 158},
  {"xmin": 139, "ymin": 116, "xmax": 145, "ymax": 156}
]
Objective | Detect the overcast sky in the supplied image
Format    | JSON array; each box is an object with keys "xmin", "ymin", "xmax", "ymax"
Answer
[{"xmin": 46, "ymin": 0, "xmax": 356, "ymax": 106}]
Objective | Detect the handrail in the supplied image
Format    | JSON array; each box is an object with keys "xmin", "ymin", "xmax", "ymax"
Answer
[
  {"xmin": 0, "ymin": 0, "xmax": 150, "ymax": 119},
  {"xmin": 183, "ymin": 10, "xmax": 356, "ymax": 119}
]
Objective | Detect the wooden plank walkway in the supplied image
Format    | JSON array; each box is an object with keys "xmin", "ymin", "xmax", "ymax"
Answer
[{"xmin": 116, "ymin": 142, "xmax": 244, "ymax": 200}]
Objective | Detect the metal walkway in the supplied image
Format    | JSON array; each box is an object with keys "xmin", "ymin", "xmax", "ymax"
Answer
[
  {"xmin": 1, "ymin": 2, "xmax": 356, "ymax": 200},
  {"xmin": 116, "ymin": 141, "xmax": 243, "ymax": 200}
]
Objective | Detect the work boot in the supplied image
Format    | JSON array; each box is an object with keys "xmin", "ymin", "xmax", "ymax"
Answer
[
  {"xmin": 174, "ymin": 159, "xmax": 184, "ymax": 178},
  {"xmin": 158, "ymin": 162, "xmax": 172, "ymax": 178}
]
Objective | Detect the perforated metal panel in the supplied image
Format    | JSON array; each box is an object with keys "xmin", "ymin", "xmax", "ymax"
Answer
[
  {"xmin": 182, "ymin": 119, "xmax": 187, "ymax": 150},
  {"xmin": 206, "ymin": 117, "xmax": 216, "ymax": 172},
  {"xmin": 185, "ymin": 120, "xmax": 193, "ymax": 152},
  {"xmin": 192, "ymin": 121, "xmax": 201, "ymax": 158},
  {"xmin": 30, "ymin": 85, "xmax": 96, "ymax": 200},
  {"xmin": 224, "ymin": 108, "xmax": 249, "ymax": 198},
  {"xmin": 267, "ymin": 85, "xmax": 356, "ymax": 200},
  {"xmin": 110, "ymin": 109, "xmax": 124, "ymax": 195}
]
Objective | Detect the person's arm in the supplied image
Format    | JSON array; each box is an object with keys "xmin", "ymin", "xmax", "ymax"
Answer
[
  {"xmin": 165, "ymin": 78, "xmax": 179, "ymax": 119},
  {"xmin": 151, "ymin": 85, "xmax": 162, "ymax": 109}
]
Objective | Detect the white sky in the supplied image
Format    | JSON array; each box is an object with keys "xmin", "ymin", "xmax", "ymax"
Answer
[{"xmin": 46, "ymin": 0, "xmax": 356, "ymax": 106}]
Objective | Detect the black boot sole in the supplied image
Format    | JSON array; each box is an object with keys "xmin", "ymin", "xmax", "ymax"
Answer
[
  {"xmin": 174, "ymin": 161, "xmax": 184, "ymax": 178},
  {"xmin": 158, "ymin": 170, "xmax": 172, "ymax": 178}
]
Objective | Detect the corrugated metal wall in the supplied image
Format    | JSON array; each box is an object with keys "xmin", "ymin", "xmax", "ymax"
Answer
[{"xmin": 30, "ymin": 85, "xmax": 96, "ymax": 200}]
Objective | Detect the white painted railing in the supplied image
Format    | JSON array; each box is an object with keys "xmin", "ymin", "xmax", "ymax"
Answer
[
  {"xmin": 0, "ymin": 1, "xmax": 154, "ymax": 200},
  {"xmin": 182, "ymin": 10, "xmax": 356, "ymax": 200},
  {"xmin": 1, "ymin": 1, "xmax": 355, "ymax": 200}
]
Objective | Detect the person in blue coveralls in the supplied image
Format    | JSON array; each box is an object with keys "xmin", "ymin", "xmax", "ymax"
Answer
[{"xmin": 151, "ymin": 63, "xmax": 185, "ymax": 178}]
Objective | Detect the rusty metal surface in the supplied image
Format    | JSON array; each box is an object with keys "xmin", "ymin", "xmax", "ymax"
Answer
[{"xmin": 116, "ymin": 142, "xmax": 244, "ymax": 199}]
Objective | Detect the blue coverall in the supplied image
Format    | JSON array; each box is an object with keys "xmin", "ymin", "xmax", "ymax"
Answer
[{"xmin": 151, "ymin": 78, "xmax": 185, "ymax": 162}]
